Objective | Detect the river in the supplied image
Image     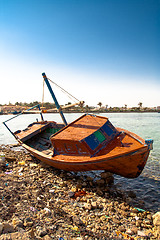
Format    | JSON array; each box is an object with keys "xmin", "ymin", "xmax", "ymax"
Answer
[{"xmin": 0, "ymin": 112, "xmax": 160, "ymax": 211}]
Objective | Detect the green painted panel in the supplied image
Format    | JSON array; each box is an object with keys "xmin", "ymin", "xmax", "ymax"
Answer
[
  {"xmin": 94, "ymin": 130, "xmax": 106, "ymax": 143},
  {"xmin": 46, "ymin": 128, "xmax": 60, "ymax": 134}
]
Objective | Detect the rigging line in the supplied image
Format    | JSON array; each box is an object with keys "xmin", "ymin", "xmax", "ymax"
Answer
[
  {"xmin": 42, "ymin": 79, "xmax": 45, "ymax": 107},
  {"xmin": 90, "ymin": 114, "xmax": 102, "ymax": 127},
  {"xmin": 47, "ymin": 77, "xmax": 80, "ymax": 103}
]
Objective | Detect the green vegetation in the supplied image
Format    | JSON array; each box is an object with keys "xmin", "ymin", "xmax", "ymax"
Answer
[
  {"xmin": 0, "ymin": 101, "xmax": 159, "ymax": 114},
  {"xmin": 14, "ymin": 101, "xmax": 56, "ymax": 109}
]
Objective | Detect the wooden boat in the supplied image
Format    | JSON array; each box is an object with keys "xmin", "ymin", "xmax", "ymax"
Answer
[{"xmin": 3, "ymin": 73, "xmax": 153, "ymax": 178}]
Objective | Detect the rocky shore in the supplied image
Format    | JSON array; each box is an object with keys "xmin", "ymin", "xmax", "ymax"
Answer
[{"xmin": 0, "ymin": 145, "xmax": 160, "ymax": 240}]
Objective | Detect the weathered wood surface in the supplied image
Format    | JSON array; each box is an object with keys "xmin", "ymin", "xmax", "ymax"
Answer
[{"xmin": 14, "ymin": 115, "xmax": 150, "ymax": 178}]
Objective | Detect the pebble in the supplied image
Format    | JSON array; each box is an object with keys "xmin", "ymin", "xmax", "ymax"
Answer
[
  {"xmin": 0, "ymin": 145, "xmax": 159, "ymax": 239},
  {"xmin": 0, "ymin": 223, "xmax": 3, "ymax": 234},
  {"xmin": 0, "ymin": 232, "xmax": 31, "ymax": 240},
  {"xmin": 152, "ymin": 211, "xmax": 160, "ymax": 226},
  {"xmin": 91, "ymin": 201, "xmax": 98, "ymax": 209},
  {"xmin": 137, "ymin": 230, "xmax": 147, "ymax": 237},
  {"xmin": 118, "ymin": 225, "xmax": 126, "ymax": 232},
  {"xmin": 84, "ymin": 203, "xmax": 92, "ymax": 210},
  {"xmin": 2, "ymin": 223, "xmax": 14, "ymax": 234}
]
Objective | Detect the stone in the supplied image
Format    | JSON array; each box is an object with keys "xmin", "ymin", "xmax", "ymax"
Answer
[
  {"xmin": 0, "ymin": 223, "xmax": 3, "ymax": 234},
  {"xmin": 110, "ymin": 206, "xmax": 115, "ymax": 212},
  {"xmin": 24, "ymin": 221, "xmax": 33, "ymax": 227},
  {"xmin": 12, "ymin": 218, "xmax": 23, "ymax": 228},
  {"xmin": 120, "ymin": 203, "xmax": 129, "ymax": 211},
  {"xmin": 120, "ymin": 210, "xmax": 128, "ymax": 217},
  {"xmin": 83, "ymin": 203, "xmax": 92, "ymax": 210},
  {"xmin": 68, "ymin": 191, "xmax": 75, "ymax": 197},
  {"xmin": 28, "ymin": 228, "xmax": 35, "ymax": 238},
  {"xmin": 100, "ymin": 172, "xmax": 113, "ymax": 179},
  {"xmin": 0, "ymin": 158, "xmax": 5, "ymax": 166},
  {"xmin": 112, "ymin": 218, "xmax": 120, "ymax": 225},
  {"xmin": 70, "ymin": 187, "xmax": 77, "ymax": 192},
  {"xmin": 86, "ymin": 176, "xmax": 93, "ymax": 181},
  {"xmin": 3, "ymin": 223, "xmax": 14, "ymax": 234},
  {"xmin": 137, "ymin": 230, "xmax": 147, "ymax": 237},
  {"xmin": 5, "ymin": 156, "xmax": 16, "ymax": 161},
  {"xmin": 24, "ymin": 218, "xmax": 33, "ymax": 227},
  {"xmin": 91, "ymin": 201, "xmax": 98, "ymax": 209},
  {"xmin": 127, "ymin": 190, "xmax": 136, "ymax": 198},
  {"xmin": 72, "ymin": 216, "xmax": 83, "ymax": 225},
  {"xmin": 118, "ymin": 225, "xmax": 126, "ymax": 232},
  {"xmin": 96, "ymin": 179, "xmax": 105, "ymax": 186},
  {"xmin": 146, "ymin": 213, "xmax": 152, "ymax": 220},
  {"xmin": 130, "ymin": 212, "xmax": 137, "ymax": 217},
  {"xmin": 82, "ymin": 182, "xmax": 87, "ymax": 187},
  {"xmin": 105, "ymin": 176, "xmax": 114, "ymax": 185},
  {"xmin": 37, "ymin": 226, "xmax": 47, "ymax": 237},
  {"xmin": 153, "ymin": 226, "xmax": 160, "ymax": 238},
  {"xmin": 131, "ymin": 226, "xmax": 138, "ymax": 234},
  {"xmin": 152, "ymin": 211, "xmax": 160, "ymax": 226},
  {"xmin": 126, "ymin": 229, "xmax": 134, "ymax": 235},
  {"xmin": 96, "ymin": 189, "xmax": 103, "ymax": 196},
  {"xmin": 44, "ymin": 207, "xmax": 51, "ymax": 214},
  {"xmin": 0, "ymin": 232, "xmax": 31, "ymax": 240},
  {"xmin": 136, "ymin": 220, "xmax": 142, "ymax": 227},
  {"xmin": 43, "ymin": 235, "xmax": 52, "ymax": 240}
]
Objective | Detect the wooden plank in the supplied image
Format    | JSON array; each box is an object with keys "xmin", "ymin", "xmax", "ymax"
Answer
[{"xmin": 15, "ymin": 122, "xmax": 51, "ymax": 142}]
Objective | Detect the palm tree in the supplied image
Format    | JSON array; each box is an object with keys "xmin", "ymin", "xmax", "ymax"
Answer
[
  {"xmin": 85, "ymin": 105, "xmax": 89, "ymax": 112},
  {"xmin": 138, "ymin": 102, "xmax": 143, "ymax": 109},
  {"xmin": 97, "ymin": 102, "xmax": 102, "ymax": 109}
]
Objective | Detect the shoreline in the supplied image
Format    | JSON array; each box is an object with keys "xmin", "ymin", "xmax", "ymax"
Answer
[
  {"xmin": 0, "ymin": 110, "xmax": 159, "ymax": 116},
  {"xmin": 0, "ymin": 145, "xmax": 160, "ymax": 239}
]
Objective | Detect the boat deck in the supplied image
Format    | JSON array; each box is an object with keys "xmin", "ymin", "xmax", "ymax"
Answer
[
  {"xmin": 52, "ymin": 114, "xmax": 108, "ymax": 141},
  {"xmin": 15, "ymin": 121, "xmax": 51, "ymax": 142}
]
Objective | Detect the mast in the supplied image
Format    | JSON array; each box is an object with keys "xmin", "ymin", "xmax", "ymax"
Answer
[{"xmin": 42, "ymin": 72, "xmax": 67, "ymax": 126}]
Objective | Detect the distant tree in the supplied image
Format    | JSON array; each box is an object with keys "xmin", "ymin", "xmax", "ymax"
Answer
[
  {"xmin": 138, "ymin": 102, "xmax": 143, "ymax": 109},
  {"xmin": 112, "ymin": 107, "xmax": 120, "ymax": 112},
  {"xmin": 28, "ymin": 102, "xmax": 33, "ymax": 107},
  {"xmin": 65, "ymin": 102, "xmax": 71, "ymax": 106},
  {"xmin": 79, "ymin": 101, "xmax": 85, "ymax": 109},
  {"xmin": 33, "ymin": 101, "xmax": 40, "ymax": 106},
  {"xmin": 124, "ymin": 104, "xmax": 127, "ymax": 110},
  {"xmin": 97, "ymin": 102, "xmax": 102, "ymax": 108},
  {"xmin": 43, "ymin": 102, "xmax": 55, "ymax": 109},
  {"xmin": 23, "ymin": 102, "xmax": 28, "ymax": 106},
  {"xmin": 85, "ymin": 105, "xmax": 89, "ymax": 112}
]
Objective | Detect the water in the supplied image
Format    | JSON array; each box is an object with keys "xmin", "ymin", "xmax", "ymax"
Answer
[{"xmin": 0, "ymin": 112, "xmax": 160, "ymax": 211}]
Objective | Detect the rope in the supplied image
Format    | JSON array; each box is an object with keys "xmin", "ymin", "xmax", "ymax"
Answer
[
  {"xmin": 42, "ymin": 79, "xmax": 45, "ymax": 107},
  {"xmin": 42, "ymin": 76, "xmax": 84, "ymax": 111},
  {"xmin": 47, "ymin": 78, "xmax": 80, "ymax": 103}
]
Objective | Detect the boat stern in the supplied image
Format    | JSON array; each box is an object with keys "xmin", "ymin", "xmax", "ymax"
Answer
[{"xmin": 145, "ymin": 139, "xmax": 153, "ymax": 150}]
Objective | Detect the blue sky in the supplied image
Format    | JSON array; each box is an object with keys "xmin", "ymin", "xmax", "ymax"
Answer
[{"xmin": 0, "ymin": 0, "xmax": 160, "ymax": 107}]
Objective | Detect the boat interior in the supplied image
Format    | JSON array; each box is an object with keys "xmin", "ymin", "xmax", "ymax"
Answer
[{"xmin": 15, "ymin": 122, "xmax": 64, "ymax": 155}]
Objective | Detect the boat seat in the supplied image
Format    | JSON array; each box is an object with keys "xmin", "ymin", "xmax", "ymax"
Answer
[{"xmin": 15, "ymin": 122, "xmax": 51, "ymax": 142}]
